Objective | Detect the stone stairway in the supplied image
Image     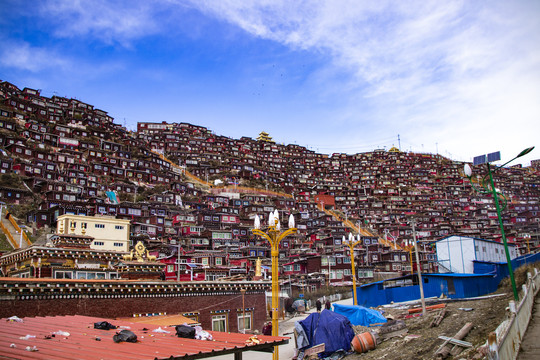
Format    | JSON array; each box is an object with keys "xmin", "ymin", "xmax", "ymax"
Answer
[{"xmin": 0, "ymin": 212, "xmax": 31, "ymax": 250}]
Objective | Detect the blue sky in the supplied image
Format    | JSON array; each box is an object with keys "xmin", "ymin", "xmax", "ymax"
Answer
[{"xmin": 1, "ymin": 0, "xmax": 539, "ymax": 165}]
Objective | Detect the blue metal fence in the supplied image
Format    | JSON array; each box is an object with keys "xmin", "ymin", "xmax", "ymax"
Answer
[{"xmin": 355, "ymin": 252, "xmax": 540, "ymax": 308}]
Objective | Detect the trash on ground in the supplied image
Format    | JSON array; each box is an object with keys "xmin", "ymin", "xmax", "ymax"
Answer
[
  {"xmin": 434, "ymin": 322, "xmax": 473, "ymax": 359},
  {"xmin": 19, "ymin": 335, "xmax": 36, "ymax": 340},
  {"xmin": 52, "ymin": 330, "xmax": 70, "ymax": 337},
  {"xmin": 430, "ymin": 308, "xmax": 447, "ymax": 328},
  {"xmin": 194, "ymin": 326, "xmax": 213, "ymax": 340},
  {"xmin": 94, "ymin": 321, "xmax": 117, "ymax": 330},
  {"xmin": 25, "ymin": 346, "xmax": 38, "ymax": 352},
  {"xmin": 175, "ymin": 324, "xmax": 195, "ymax": 339},
  {"xmin": 7, "ymin": 316, "xmax": 23, "ymax": 323},
  {"xmin": 245, "ymin": 335, "xmax": 260, "ymax": 345},
  {"xmin": 408, "ymin": 303, "xmax": 446, "ymax": 314},
  {"xmin": 152, "ymin": 327, "xmax": 170, "ymax": 334},
  {"xmin": 404, "ymin": 334, "xmax": 421, "ymax": 341},
  {"xmin": 377, "ymin": 320, "xmax": 407, "ymax": 341},
  {"xmin": 113, "ymin": 329, "xmax": 138, "ymax": 343},
  {"xmin": 459, "ymin": 308, "xmax": 474, "ymax": 312},
  {"xmin": 352, "ymin": 331, "xmax": 378, "ymax": 353}
]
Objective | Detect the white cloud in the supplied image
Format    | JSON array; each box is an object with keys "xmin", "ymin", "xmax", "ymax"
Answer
[
  {"xmin": 0, "ymin": 41, "xmax": 70, "ymax": 72},
  {"xmin": 40, "ymin": 0, "xmax": 167, "ymax": 46},
  {"xmin": 5, "ymin": 0, "xmax": 538, "ymax": 164},
  {"xmin": 185, "ymin": 0, "xmax": 540, "ymax": 163}
]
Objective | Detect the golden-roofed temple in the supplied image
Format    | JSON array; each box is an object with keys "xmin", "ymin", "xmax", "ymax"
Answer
[{"xmin": 257, "ymin": 131, "xmax": 274, "ymax": 143}]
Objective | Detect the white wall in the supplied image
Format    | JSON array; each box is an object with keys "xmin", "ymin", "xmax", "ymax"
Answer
[{"xmin": 436, "ymin": 235, "xmax": 517, "ymax": 274}]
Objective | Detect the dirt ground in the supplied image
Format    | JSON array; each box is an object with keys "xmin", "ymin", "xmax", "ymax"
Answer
[{"xmin": 344, "ymin": 264, "xmax": 538, "ymax": 360}]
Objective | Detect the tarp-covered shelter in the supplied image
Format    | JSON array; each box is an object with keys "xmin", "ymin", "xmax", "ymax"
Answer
[
  {"xmin": 332, "ymin": 304, "xmax": 387, "ymax": 326},
  {"xmin": 298, "ymin": 309, "xmax": 355, "ymax": 357}
]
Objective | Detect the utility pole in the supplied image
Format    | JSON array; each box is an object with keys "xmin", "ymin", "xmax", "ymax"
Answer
[
  {"xmin": 412, "ymin": 221, "xmax": 426, "ymax": 316},
  {"xmin": 177, "ymin": 243, "xmax": 181, "ymax": 281}
]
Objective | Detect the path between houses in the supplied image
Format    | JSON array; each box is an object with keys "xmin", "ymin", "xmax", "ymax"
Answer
[{"xmin": 518, "ymin": 294, "xmax": 540, "ymax": 359}]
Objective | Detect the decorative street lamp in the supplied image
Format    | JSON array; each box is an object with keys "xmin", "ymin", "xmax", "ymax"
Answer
[
  {"xmin": 252, "ymin": 210, "xmax": 297, "ymax": 360},
  {"xmin": 401, "ymin": 239, "xmax": 415, "ymax": 274},
  {"xmin": 343, "ymin": 232, "xmax": 362, "ymax": 305},
  {"xmin": 463, "ymin": 146, "xmax": 534, "ymax": 301}
]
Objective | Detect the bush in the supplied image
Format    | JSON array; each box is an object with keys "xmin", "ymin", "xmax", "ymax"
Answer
[{"xmin": 0, "ymin": 173, "xmax": 24, "ymax": 188}]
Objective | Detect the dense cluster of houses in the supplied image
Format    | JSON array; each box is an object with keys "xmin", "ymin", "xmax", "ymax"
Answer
[{"xmin": 1, "ymin": 80, "xmax": 539, "ymax": 294}]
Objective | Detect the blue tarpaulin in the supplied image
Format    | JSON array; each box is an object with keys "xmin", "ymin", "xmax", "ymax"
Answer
[
  {"xmin": 105, "ymin": 191, "xmax": 118, "ymax": 204},
  {"xmin": 299, "ymin": 309, "xmax": 355, "ymax": 357},
  {"xmin": 332, "ymin": 304, "xmax": 387, "ymax": 327}
]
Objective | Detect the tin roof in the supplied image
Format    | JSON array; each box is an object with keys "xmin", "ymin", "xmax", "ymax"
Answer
[
  {"xmin": 115, "ymin": 314, "xmax": 198, "ymax": 327},
  {"xmin": 0, "ymin": 315, "xmax": 288, "ymax": 359}
]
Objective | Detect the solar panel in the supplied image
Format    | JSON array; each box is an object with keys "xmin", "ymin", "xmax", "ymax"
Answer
[
  {"xmin": 473, "ymin": 155, "xmax": 486, "ymax": 166},
  {"xmin": 487, "ymin": 151, "xmax": 501, "ymax": 163}
]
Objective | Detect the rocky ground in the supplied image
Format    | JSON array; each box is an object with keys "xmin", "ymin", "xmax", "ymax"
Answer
[
  {"xmin": 344, "ymin": 263, "xmax": 538, "ymax": 360},
  {"xmin": 344, "ymin": 292, "xmax": 512, "ymax": 360}
]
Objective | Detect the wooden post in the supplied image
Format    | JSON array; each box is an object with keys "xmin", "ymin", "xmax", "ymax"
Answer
[{"xmin": 435, "ymin": 322, "xmax": 473, "ymax": 359}]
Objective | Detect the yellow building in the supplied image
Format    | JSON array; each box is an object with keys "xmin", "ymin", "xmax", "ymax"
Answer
[
  {"xmin": 56, "ymin": 214, "xmax": 131, "ymax": 252},
  {"xmin": 257, "ymin": 131, "xmax": 274, "ymax": 143}
]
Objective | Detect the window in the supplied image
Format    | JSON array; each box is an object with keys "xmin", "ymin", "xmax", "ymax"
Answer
[
  {"xmin": 216, "ymin": 258, "xmax": 222, "ymax": 265},
  {"xmin": 237, "ymin": 312, "xmax": 252, "ymax": 331},
  {"xmin": 212, "ymin": 314, "xmax": 228, "ymax": 332},
  {"xmin": 54, "ymin": 270, "xmax": 73, "ymax": 279},
  {"xmin": 284, "ymin": 265, "xmax": 293, "ymax": 272},
  {"xmin": 183, "ymin": 312, "xmax": 200, "ymax": 323},
  {"xmin": 115, "ymin": 225, "xmax": 124, "ymax": 230},
  {"xmin": 75, "ymin": 271, "xmax": 106, "ymax": 280},
  {"xmin": 95, "ymin": 224, "xmax": 105, "ymax": 229},
  {"xmin": 114, "ymin": 242, "xmax": 123, "ymax": 247},
  {"xmin": 167, "ymin": 265, "xmax": 175, "ymax": 273},
  {"xmin": 94, "ymin": 241, "xmax": 105, "ymax": 246}
]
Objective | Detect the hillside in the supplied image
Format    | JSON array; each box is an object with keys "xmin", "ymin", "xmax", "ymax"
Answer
[{"xmin": 1, "ymin": 80, "xmax": 539, "ymax": 266}]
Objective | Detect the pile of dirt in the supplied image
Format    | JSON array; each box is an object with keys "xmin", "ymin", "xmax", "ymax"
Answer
[{"xmin": 344, "ymin": 293, "xmax": 513, "ymax": 360}]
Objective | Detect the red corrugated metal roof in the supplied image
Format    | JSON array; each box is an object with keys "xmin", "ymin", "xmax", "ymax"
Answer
[{"xmin": 0, "ymin": 315, "xmax": 289, "ymax": 359}]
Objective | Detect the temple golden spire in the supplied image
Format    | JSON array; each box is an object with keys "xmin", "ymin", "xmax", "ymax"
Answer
[{"xmin": 257, "ymin": 131, "xmax": 274, "ymax": 143}]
